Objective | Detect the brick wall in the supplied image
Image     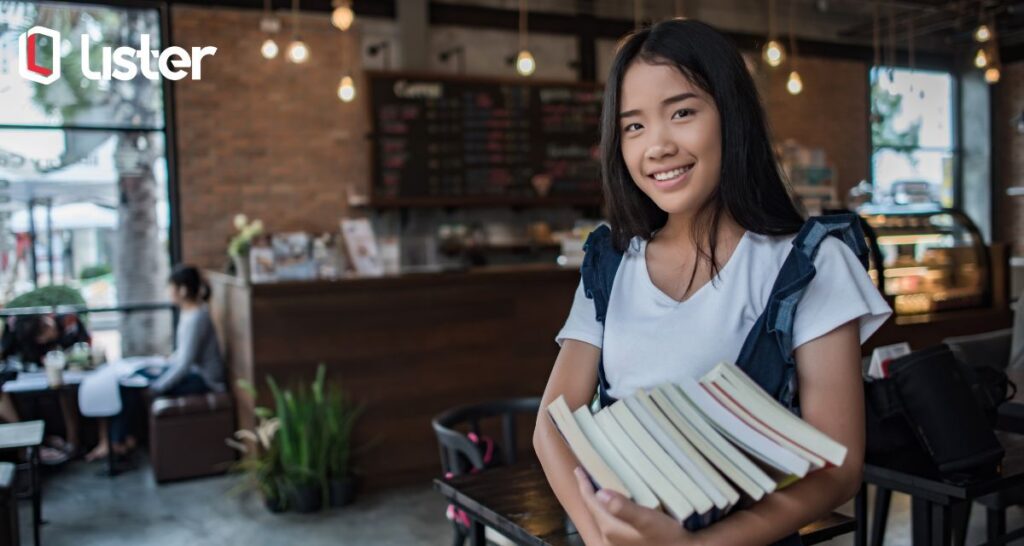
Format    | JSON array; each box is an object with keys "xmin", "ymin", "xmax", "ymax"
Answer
[
  {"xmin": 171, "ymin": 7, "xmax": 869, "ymax": 269},
  {"xmin": 758, "ymin": 55, "xmax": 870, "ymax": 201},
  {"xmin": 172, "ymin": 6, "xmax": 369, "ymax": 270},
  {"xmin": 994, "ymin": 61, "xmax": 1024, "ymax": 255}
]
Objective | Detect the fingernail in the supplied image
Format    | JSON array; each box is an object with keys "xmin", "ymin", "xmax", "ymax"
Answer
[{"xmin": 596, "ymin": 490, "xmax": 612, "ymax": 503}]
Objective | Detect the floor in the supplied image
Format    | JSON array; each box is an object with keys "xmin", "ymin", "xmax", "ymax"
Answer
[{"xmin": 15, "ymin": 458, "xmax": 1024, "ymax": 546}]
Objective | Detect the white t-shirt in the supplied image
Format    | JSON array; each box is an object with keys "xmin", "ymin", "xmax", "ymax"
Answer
[{"xmin": 555, "ymin": 231, "xmax": 893, "ymax": 400}]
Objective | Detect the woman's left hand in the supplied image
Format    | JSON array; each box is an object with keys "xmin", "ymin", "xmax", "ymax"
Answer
[{"xmin": 573, "ymin": 467, "xmax": 698, "ymax": 546}]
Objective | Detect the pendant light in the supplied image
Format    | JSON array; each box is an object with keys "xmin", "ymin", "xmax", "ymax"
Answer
[
  {"xmin": 259, "ymin": 0, "xmax": 280, "ymax": 60},
  {"xmin": 515, "ymin": 0, "xmax": 535, "ymax": 76},
  {"xmin": 331, "ymin": 0, "xmax": 355, "ymax": 31},
  {"xmin": 336, "ymin": 15, "xmax": 356, "ymax": 102},
  {"xmin": 975, "ymin": 2, "xmax": 991, "ymax": 43},
  {"xmin": 338, "ymin": 75, "xmax": 356, "ymax": 101},
  {"xmin": 286, "ymin": 0, "xmax": 309, "ymax": 64},
  {"xmin": 762, "ymin": 0, "xmax": 786, "ymax": 68},
  {"xmin": 975, "ymin": 23, "xmax": 992, "ymax": 43},
  {"xmin": 974, "ymin": 48, "xmax": 988, "ymax": 69},
  {"xmin": 786, "ymin": 0, "xmax": 801, "ymax": 95},
  {"xmin": 984, "ymin": 22, "xmax": 1001, "ymax": 85}
]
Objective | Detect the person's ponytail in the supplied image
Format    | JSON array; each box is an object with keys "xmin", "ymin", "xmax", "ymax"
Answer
[
  {"xmin": 199, "ymin": 278, "xmax": 211, "ymax": 302},
  {"xmin": 169, "ymin": 264, "xmax": 211, "ymax": 303}
]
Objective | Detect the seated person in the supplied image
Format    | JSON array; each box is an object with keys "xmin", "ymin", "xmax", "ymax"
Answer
[
  {"xmin": 0, "ymin": 313, "xmax": 91, "ymax": 463},
  {"xmin": 86, "ymin": 265, "xmax": 225, "ymax": 461},
  {"xmin": 1, "ymin": 313, "xmax": 90, "ymax": 368}
]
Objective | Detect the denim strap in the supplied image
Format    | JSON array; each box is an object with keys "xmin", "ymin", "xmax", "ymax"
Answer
[{"xmin": 580, "ymin": 225, "xmax": 623, "ymax": 407}]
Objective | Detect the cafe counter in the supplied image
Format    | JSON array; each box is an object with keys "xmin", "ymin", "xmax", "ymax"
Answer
[
  {"xmin": 208, "ymin": 245, "xmax": 1012, "ymax": 490},
  {"xmin": 208, "ymin": 265, "xmax": 578, "ymax": 489}
]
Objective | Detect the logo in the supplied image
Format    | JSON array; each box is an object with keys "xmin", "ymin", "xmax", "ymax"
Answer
[
  {"xmin": 18, "ymin": 26, "xmax": 61, "ymax": 85},
  {"xmin": 18, "ymin": 26, "xmax": 216, "ymax": 84}
]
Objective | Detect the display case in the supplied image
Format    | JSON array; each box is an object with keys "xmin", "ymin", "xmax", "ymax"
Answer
[{"xmin": 858, "ymin": 205, "xmax": 989, "ymax": 316}]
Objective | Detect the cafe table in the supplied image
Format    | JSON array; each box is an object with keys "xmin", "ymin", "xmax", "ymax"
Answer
[
  {"xmin": 434, "ymin": 463, "xmax": 856, "ymax": 546},
  {"xmin": 0, "ymin": 420, "xmax": 44, "ymax": 546},
  {"xmin": 859, "ymin": 431, "xmax": 1024, "ymax": 546},
  {"xmin": 2, "ymin": 369, "xmax": 149, "ymax": 477}
]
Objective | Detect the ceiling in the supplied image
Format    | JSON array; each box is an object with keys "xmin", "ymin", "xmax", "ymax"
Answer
[{"xmin": 164, "ymin": 0, "xmax": 1024, "ymax": 53}]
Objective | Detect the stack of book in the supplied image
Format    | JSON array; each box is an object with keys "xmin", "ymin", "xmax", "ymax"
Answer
[{"xmin": 547, "ymin": 361, "xmax": 847, "ymax": 529}]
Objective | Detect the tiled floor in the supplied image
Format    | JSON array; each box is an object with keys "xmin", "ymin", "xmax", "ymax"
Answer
[{"xmin": 16, "ymin": 458, "xmax": 1024, "ymax": 545}]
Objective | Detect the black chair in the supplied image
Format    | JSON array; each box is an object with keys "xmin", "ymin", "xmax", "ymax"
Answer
[
  {"xmin": 866, "ymin": 326, "xmax": 1023, "ymax": 546},
  {"xmin": 432, "ymin": 397, "xmax": 541, "ymax": 546}
]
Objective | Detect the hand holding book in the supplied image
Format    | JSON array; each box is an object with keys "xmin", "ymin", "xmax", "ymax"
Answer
[
  {"xmin": 572, "ymin": 466, "xmax": 700, "ymax": 546},
  {"xmin": 547, "ymin": 361, "xmax": 848, "ymax": 530}
]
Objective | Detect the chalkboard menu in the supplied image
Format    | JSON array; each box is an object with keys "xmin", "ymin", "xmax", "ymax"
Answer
[{"xmin": 368, "ymin": 72, "xmax": 603, "ymax": 206}]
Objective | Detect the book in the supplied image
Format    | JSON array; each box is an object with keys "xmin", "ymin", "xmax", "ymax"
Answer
[
  {"xmin": 700, "ymin": 375, "xmax": 826, "ymax": 470},
  {"xmin": 593, "ymin": 407, "xmax": 696, "ymax": 522},
  {"xmin": 652, "ymin": 385, "xmax": 772, "ymax": 500},
  {"xmin": 677, "ymin": 377, "xmax": 811, "ymax": 478},
  {"xmin": 545, "ymin": 395, "xmax": 631, "ymax": 498},
  {"xmin": 573, "ymin": 406, "xmax": 661, "ymax": 510},
  {"xmin": 548, "ymin": 362, "xmax": 846, "ymax": 529},
  {"xmin": 703, "ymin": 363, "xmax": 848, "ymax": 468},
  {"xmin": 608, "ymin": 400, "xmax": 715, "ymax": 515},
  {"xmin": 340, "ymin": 218, "xmax": 384, "ymax": 277},
  {"xmin": 629, "ymin": 390, "xmax": 739, "ymax": 509}
]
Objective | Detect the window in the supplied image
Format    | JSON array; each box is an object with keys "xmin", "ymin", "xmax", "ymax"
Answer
[
  {"xmin": 0, "ymin": 1, "xmax": 170, "ymax": 299},
  {"xmin": 870, "ymin": 67, "xmax": 956, "ymax": 208},
  {"xmin": 0, "ymin": 1, "xmax": 173, "ymax": 356}
]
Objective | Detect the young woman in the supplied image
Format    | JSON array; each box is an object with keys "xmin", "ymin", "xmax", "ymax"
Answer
[
  {"xmin": 533, "ymin": 19, "xmax": 891, "ymax": 546},
  {"xmin": 84, "ymin": 265, "xmax": 225, "ymax": 461}
]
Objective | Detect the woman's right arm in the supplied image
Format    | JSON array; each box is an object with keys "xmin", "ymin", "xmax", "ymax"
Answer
[{"xmin": 532, "ymin": 339, "xmax": 605, "ymax": 546}]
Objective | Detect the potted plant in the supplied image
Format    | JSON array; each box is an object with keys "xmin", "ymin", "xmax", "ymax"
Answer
[
  {"xmin": 323, "ymin": 379, "xmax": 362, "ymax": 507},
  {"xmin": 226, "ymin": 403, "xmax": 285, "ymax": 512},
  {"xmin": 227, "ymin": 214, "xmax": 263, "ymax": 283},
  {"xmin": 268, "ymin": 372, "xmax": 325, "ymax": 513}
]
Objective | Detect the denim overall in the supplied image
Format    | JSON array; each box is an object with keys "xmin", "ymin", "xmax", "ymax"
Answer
[{"xmin": 579, "ymin": 213, "xmax": 869, "ymax": 546}]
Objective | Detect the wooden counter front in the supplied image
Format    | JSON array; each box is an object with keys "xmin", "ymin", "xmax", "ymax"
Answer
[
  {"xmin": 208, "ymin": 244, "xmax": 1013, "ymax": 490},
  {"xmin": 208, "ymin": 265, "xmax": 579, "ymax": 490}
]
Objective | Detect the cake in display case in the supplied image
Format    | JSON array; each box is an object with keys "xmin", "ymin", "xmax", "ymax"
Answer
[{"xmin": 857, "ymin": 205, "xmax": 989, "ymax": 316}]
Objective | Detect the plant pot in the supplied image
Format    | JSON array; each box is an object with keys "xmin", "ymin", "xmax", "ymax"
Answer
[
  {"xmin": 285, "ymin": 483, "xmax": 322, "ymax": 514},
  {"xmin": 264, "ymin": 495, "xmax": 286, "ymax": 514},
  {"xmin": 233, "ymin": 255, "xmax": 250, "ymax": 284},
  {"xmin": 328, "ymin": 477, "xmax": 356, "ymax": 508}
]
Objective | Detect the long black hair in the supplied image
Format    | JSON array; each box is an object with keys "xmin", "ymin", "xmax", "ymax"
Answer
[
  {"xmin": 601, "ymin": 19, "xmax": 804, "ymax": 286},
  {"xmin": 169, "ymin": 265, "xmax": 210, "ymax": 302}
]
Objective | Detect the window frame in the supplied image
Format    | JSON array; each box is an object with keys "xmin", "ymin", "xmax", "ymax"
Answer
[
  {"xmin": 867, "ymin": 65, "xmax": 961, "ymax": 210},
  {"xmin": 0, "ymin": 0, "xmax": 180, "ymax": 289}
]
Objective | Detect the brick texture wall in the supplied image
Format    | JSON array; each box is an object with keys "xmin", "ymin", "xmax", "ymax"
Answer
[
  {"xmin": 758, "ymin": 55, "xmax": 871, "ymax": 201},
  {"xmin": 994, "ymin": 61, "xmax": 1024, "ymax": 255},
  {"xmin": 172, "ymin": 6, "xmax": 369, "ymax": 270},
  {"xmin": 171, "ymin": 7, "xmax": 869, "ymax": 269}
]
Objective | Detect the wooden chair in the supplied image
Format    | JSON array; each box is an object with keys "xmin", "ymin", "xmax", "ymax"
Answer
[{"xmin": 432, "ymin": 398, "xmax": 542, "ymax": 546}]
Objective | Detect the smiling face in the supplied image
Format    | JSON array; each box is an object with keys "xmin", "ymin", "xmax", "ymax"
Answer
[{"xmin": 618, "ymin": 60, "xmax": 722, "ymax": 218}]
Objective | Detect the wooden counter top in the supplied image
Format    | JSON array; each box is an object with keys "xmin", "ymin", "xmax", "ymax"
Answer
[{"xmin": 208, "ymin": 263, "xmax": 578, "ymax": 295}]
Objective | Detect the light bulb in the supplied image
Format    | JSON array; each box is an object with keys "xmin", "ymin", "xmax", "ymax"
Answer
[
  {"xmin": 762, "ymin": 40, "xmax": 786, "ymax": 68},
  {"xmin": 338, "ymin": 75, "xmax": 356, "ymax": 102},
  {"xmin": 974, "ymin": 48, "xmax": 988, "ymax": 69},
  {"xmin": 787, "ymin": 71, "xmax": 803, "ymax": 95},
  {"xmin": 331, "ymin": 1, "xmax": 354, "ymax": 31},
  {"xmin": 985, "ymin": 67, "xmax": 1001, "ymax": 84},
  {"xmin": 516, "ymin": 50, "xmax": 536, "ymax": 76},
  {"xmin": 260, "ymin": 38, "xmax": 279, "ymax": 59},
  {"xmin": 287, "ymin": 40, "xmax": 309, "ymax": 64},
  {"xmin": 974, "ymin": 24, "xmax": 991, "ymax": 43}
]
